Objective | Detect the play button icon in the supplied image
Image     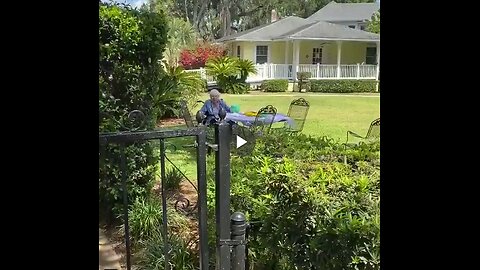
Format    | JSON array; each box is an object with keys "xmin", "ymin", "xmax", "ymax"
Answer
[
  {"xmin": 236, "ymin": 135, "xmax": 247, "ymax": 148},
  {"xmin": 231, "ymin": 125, "xmax": 256, "ymax": 156}
]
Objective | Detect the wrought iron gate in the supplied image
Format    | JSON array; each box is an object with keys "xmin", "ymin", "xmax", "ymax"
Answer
[{"xmin": 99, "ymin": 110, "xmax": 247, "ymax": 270}]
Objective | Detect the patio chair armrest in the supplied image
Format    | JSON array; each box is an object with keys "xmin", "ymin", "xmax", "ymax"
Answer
[
  {"xmin": 347, "ymin": 130, "xmax": 365, "ymax": 139},
  {"xmin": 346, "ymin": 130, "xmax": 365, "ymax": 144}
]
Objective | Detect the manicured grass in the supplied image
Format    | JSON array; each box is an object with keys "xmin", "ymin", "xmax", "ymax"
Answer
[
  {"xmin": 194, "ymin": 92, "xmax": 380, "ymax": 142},
  {"xmin": 166, "ymin": 92, "xmax": 379, "ymax": 180}
]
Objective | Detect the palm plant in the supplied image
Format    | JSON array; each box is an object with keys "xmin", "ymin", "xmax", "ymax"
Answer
[
  {"xmin": 205, "ymin": 56, "xmax": 256, "ymax": 94},
  {"xmin": 164, "ymin": 17, "xmax": 198, "ymax": 67},
  {"xmin": 152, "ymin": 62, "xmax": 205, "ymax": 120},
  {"xmin": 236, "ymin": 58, "xmax": 257, "ymax": 82}
]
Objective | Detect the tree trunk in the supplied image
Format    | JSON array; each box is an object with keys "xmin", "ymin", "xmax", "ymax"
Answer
[{"xmin": 220, "ymin": 0, "xmax": 231, "ymax": 37}]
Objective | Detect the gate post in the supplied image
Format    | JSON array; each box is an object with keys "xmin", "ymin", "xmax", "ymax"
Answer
[
  {"xmin": 231, "ymin": 212, "xmax": 246, "ymax": 270},
  {"xmin": 196, "ymin": 125, "xmax": 209, "ymax": 270},
  {"xmin": 215, "ymin": 119, "xmax": 232, "ymax": 270}
]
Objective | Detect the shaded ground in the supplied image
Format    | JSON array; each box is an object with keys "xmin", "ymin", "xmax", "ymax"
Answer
[
  {"xmin": 156, "ymin": 117, "xmax": 185, "ymax": 128},
  {"xmin": 100, "ymin": 117, "xmax": 194, "ymax": 270},
  {"xmin": 103, "ymin": 179, "xmax": 200, "ymax": 270},
  {"xmin": 99, "ymin": 228, "xmax": 122, "ymax": 270}
]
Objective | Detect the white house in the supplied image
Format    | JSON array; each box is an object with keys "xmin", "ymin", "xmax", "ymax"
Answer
[{"xmin": 189, "ymin": 1, "xmax": 380, "ymax": 83}]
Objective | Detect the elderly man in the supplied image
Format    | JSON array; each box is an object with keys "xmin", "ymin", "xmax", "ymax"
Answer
[{"xmin": 199, "ymin": 89, "xmax": 232, "ymax": 125}]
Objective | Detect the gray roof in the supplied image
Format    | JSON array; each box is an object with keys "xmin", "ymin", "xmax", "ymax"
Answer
[
  {"xmin": 308, "ymin": 1, "xmax": 380, "ymax": 22},
  {"xmin": 215, "ymin": 2, "xmax": 380, "ymax": 43},
  {"xmin": 215, "ymin": 16, "xmax": 307, "ymax": 42},
  {"xmin": 275, "ymin": 21, "xmax": 379, "ymax": 42}
]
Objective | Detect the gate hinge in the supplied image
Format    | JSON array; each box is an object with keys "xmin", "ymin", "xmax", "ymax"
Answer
[
  {"xmin": 218, "ymin": 239, "xmax": 247, "ymax": 246},
  {"xmin": 206, "ymin": 142, "xmax": 218, "ymax": 151}
]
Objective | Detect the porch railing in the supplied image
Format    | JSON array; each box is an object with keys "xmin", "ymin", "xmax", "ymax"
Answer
[{"xmin": 185, "ymin": 63, "xmax": 378, "ymax": 84}]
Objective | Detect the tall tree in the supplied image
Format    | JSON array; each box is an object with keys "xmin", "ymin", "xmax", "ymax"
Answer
[
  {"xmin": 366, "ymin": 11, "xmax": 380, "ymax": 34},
  {"xmin": 147, "ymin": 0, "xmax": 377, "ymax": 40}
]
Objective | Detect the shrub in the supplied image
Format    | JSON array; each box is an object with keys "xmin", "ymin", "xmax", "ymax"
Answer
[
  {"xmin": 296, "ymin": 72, "xmax": 312, "ymax": 92},
  {"xmin": 156, "ymin": 63, "xmax": 205, "ymax": 119},
  {"xmin": 120, "ymin": 197, "xmax": 164, "ymax": 242},
  {"xmin": 99, "ymin": 1, "xmax": 168, "ymax": 222},
  {"xmin": 205, "ymin": 129, "xmax": 380, "ymax": 269},
  {"xmin": 261, "ymin": 79, "xmax": 288, "ymax": 92},
  {"xmin": 164, "ymin": 168, "xmax": 184, "ymax": 191},
  {"xmin": 296, "ymin": 72, "xmax": 312, "ymax": 80},
  {"xmin": 205, "ymin": 57, "xmax": 256, "ymax": 94},
  {"xmin": 309, "ymin": 80, "xmax": 377, "ymax": 93},
  {"xmin": 136, "ymin": 231, "xmax": 197, "ymax": 270},
  {"xmin": 99, "ymin": 143, "xmax": 158, "ymax": 223},
  {"xmin": 118, "ymin": 197, "xmax": 190, "ymax": 243},
  {"xmin": 179, "ymin": 42, "xmax": 227, "ymax": 70}
]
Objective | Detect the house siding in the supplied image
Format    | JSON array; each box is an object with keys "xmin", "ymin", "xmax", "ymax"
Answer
[
  {"xmin": 270, "ymin": 42, "xmax": 286, "ymax": 63},
  {"xmin": 229, "ymin": 41, "xmax": 377, "ymax": 65}
]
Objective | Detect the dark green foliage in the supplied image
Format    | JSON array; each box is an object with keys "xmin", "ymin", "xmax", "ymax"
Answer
[
  {"xmin": 206, "ymin": 129, "xmax": 380, "ymax": 269},
  {"xmin": 99, "ymin": 2, "xmax": 168, "ymax": 222},
  {"xmin": 296, "ymin": 72, "xmax": 312, "ymax": 92},
  {"xmin": 136, "ymin": 231, "xmax": 197, "ymax": 270},
  {"xmin": 261, "ymin": 79, "xmax": 289, "ymax": 92},
  {"xmin": 309, "ymin": 80, "xmax": 378, "ymax": 93},
  {"xmin": 164, "ymin": 168, "xmax": 184, "ymax": 191},
  {"xmin": 205, "ymin": 57, "xmax": 256, "ymax": 94}
]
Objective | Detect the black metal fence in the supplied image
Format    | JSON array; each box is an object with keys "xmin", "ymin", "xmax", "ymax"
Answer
[{"xmin": 99, "ymin": 110, "xmax": 247, "ymax": 270}]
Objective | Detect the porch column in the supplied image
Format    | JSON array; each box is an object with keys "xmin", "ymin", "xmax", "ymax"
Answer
[
  {"xmin": 285, "ymin": 41, "xmax": 289, "ymax": 78},
  {"xmin": 375, "ymin": 41, "xmax": 380, "ymax": 80},
  {"xmin": 285, "ymin": 41, "xmax": 289, "ymax": 65},
  {"xmin": 292, "ymin": 40, "xmax": 300, "ymax": 81},
  {"xmin": 336, "ymin": 41, "xmax": 342, "ymax": 78}
]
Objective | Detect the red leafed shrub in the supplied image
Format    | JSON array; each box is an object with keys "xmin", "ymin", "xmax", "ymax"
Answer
[{"xmin": 179, "ymin": 42, "xmax": 226, "ymax": 69}]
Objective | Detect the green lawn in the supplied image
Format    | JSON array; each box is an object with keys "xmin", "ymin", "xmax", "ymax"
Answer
[
  {"xmin": 164, "ymin": 92, "xmax": 379, "ymax": 180},
  {"xmin": 194, "ymin": 92, "xmax": 380, "ymax": 142}
]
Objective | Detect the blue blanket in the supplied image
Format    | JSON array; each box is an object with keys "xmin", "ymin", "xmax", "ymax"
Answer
[{"xmin": 225, "ymin": 113, "xmax": 294, "ymax": 127}]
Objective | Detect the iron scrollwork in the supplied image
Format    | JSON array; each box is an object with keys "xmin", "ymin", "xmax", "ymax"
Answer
[
  {"xmin": 174, "ymin": 197, "xmax": 198, "ymax": 217},
  {"xmin": 125, "ymin": 110, "xmax": 146, "ymax": 131},
  {"xmin": 99, "ymin": 109, "xmax": 147, "ymax": 132}
]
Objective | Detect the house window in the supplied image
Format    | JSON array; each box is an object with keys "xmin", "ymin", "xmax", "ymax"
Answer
[
  {"xmin": 236, "ymin": 46, "xmax": 241, "ymax": 58},
  {"xmin": 312, "ymin": 48, "xmax": 322, "ymax": 64},
  {"xmin": 256, "ymin": 46, "xmax": 268, "ymax": 64},
  {"xmin": 360, "ymin": 25, "xmax": 366, "ymax": 30},
  {"xmin": 348, "ymin": 25, "xmax": 355, "ymax": 29},
  {"xmin": 366, "ymin": 47, "xmax": 377, "ymax": 65}
]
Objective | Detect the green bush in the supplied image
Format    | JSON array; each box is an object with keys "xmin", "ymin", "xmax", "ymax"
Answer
[
  {"xmin": 310, "ymin": 80, "xmax": 377, "ymax": 93},
  {"xmin": 205, "ymin": 57, "xmax": 255, "ymax": 94},
  {"xmin": 164, "ymin": 168, "xmax": 184, "ymax": 191},
  {"xmin": 254, "ymin": 159, "xmax": 379, "ymax": 270},
  {"xmin": 118, "ymin": 197, "xmax": 190, "ymax": 243},
  {"xmin": 261, "ymin": 79, "xmax": 288, "ymax": 92},
  {"xmin": 296, "ymin": 72, "xmax": 312, "ymax": 80},
  {"xmin": 99, "ymin": 144, "xmax": 158, "ymax": 223},
  {"xmin": 157, "ymin": 63, "xmax": 205, "ymax": 119},
  {"xmin": 295, "ymin": 72, "xmax": 312, "ymax": 92},
  {"xmin": 119, "ymin": 197, "xmax": 188, "ymax": 242},
  {"xmin": 137, "ymin": 231, "xmax": 197, "ymax": 270},
  {"xmin": 205, "ymin": 129, "xmax": 380, "ymax": 270},
  {"xmin": 99, "ymin": 2, "xmax": 168, "ymax": 222},
  {"xmin": 120, "ymin": 197, "xmax": 163, "ymax": 242}
]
